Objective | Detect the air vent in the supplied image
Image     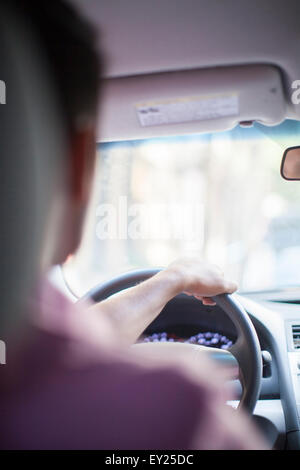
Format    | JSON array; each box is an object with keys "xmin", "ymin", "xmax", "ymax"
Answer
[{"xmin": 292, "ymin": 325, "xmax": 300, "ymax": 349}]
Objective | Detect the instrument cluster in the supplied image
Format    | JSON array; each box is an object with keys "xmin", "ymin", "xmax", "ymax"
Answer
[{"xmin": 142, "ymin": 331, "xmax": 233, "ymax": 349}]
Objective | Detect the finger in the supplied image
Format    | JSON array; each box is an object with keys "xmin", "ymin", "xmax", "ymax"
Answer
[
  {"xmin": 193, "ymin": 294, "xmax": 216, "ymax": 306},
  {"xmin": 224, "ymin": 281, "xmax": 238, "ymax": 294},
  {"xmin": 193, "ymin": 294, "xmax": 203, "ymax": 300},
  {"xmin": 201, "ymin": 297, "xmax": 216, "ymax": 306}
]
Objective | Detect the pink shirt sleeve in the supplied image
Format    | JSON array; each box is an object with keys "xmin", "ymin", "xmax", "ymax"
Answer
[{"xmin": 0, "ymin": 278, "xmax": 267, "ymax": 450}]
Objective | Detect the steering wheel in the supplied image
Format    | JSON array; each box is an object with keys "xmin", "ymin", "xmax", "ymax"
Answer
[{"xmin": 81, "ymin": 268, "xmax": 262, "ymax": 414}]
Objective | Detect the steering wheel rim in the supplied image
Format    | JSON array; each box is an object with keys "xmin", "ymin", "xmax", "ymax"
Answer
[{"xmin": 80, "ymin": 267, "xmax": 262, "ymax": 413}]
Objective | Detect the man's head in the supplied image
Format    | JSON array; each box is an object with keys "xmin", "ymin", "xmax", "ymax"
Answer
[{"xmin": 15, "ymin": 0, "xmax": 103, "ymax": 266}]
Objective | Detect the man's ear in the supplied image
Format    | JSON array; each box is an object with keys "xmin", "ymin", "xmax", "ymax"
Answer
[{"xmin": 69, "ymin": 126, "xmax": 96, "ymax": 204}]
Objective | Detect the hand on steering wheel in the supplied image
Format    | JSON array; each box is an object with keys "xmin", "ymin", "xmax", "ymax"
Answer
[{"xmin": 81, "ymin": 267, "xmax": 262, "ymax": 414}]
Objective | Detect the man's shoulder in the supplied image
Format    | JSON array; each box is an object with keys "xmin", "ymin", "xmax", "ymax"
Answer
[{"xmin": 75, "ymin": 353, "xmax": 207, "ymax": 449}]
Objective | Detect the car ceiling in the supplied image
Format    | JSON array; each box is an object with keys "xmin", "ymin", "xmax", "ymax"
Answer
[{"xmin": 68, "ymin": 0, "xmax": 300, "ymax": 142}]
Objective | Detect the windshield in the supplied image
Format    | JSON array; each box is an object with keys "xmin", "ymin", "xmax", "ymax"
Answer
[{"xmin": 63, "ymin": 119, "xmax": 300, "ymax": 297}]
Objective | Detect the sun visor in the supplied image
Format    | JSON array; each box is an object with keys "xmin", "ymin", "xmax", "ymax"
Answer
[{"xmin": 97, "ymin": 64, "xmax": 286, "ymax": 142}]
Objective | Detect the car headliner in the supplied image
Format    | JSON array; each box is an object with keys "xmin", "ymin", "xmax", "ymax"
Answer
[{"xmin": 69, "ymin": 0, "xmax": 300, "ymax": 142}]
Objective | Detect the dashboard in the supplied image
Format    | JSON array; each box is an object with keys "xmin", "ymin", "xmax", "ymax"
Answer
[
  {"xmin": 55, "ymin": 264, "xmax": 300, "ymax": 450},
  {"xmin": 140, "ymin": 292, "xmax": 300, "ymax": 450}
]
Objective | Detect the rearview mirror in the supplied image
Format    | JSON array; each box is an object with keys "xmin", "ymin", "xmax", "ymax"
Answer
[{"xmin": 281, "ymin": 146, "xmax": 300, "ymax": 180}]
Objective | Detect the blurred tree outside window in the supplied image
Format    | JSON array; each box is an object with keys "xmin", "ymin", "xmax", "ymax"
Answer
[{"xmin": 64, "ymin": 120, "xmax": 300, "ymax": 297}]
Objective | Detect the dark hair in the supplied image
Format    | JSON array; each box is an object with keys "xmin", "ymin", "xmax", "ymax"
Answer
[{"xmin": 12, "ymin": 0, "xmax": 102, "ymax": 137}]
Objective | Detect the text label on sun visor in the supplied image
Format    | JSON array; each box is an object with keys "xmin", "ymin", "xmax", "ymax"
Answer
[{"xmin": 136, "ymin": 94, "xmax": 239, "ymax": 127}]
